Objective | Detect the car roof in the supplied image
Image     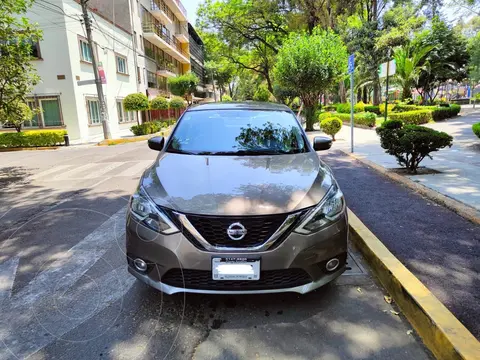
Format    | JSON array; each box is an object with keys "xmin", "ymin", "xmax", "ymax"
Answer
[{"xmin": 187, "ymin": 101, "xmax": 293, "ymax": 112}]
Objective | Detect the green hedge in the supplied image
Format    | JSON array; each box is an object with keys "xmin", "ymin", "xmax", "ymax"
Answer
[
  {"xmin": 365, "ymin": 105, "xmax": 380, "ymax": 114},
  {"xmin": 473, "ymin": 122, "xmax": 480, "ymax": 138},
  {"xmin": 389, "ymin": 110, "xmax": 433, "ymax": 125},
  {"xmin": 336, "ymin": 103, "xmax": 351, "ymax": 114},
  {"xmin": 130, "ymin": 121, "xmax": 167, "ymax": 136},
  {"xmin": 335, "ymin": 112, "xmax": 376, "ymax": 127},
  {"xmin": 392, "ymin": 104, "xmax": 422, "ymax": 112},
  {"xmin": 0, "ymin": 130, "xmax": 67, "ymax": 148},
  {"xmin": 379, "ymin": 103, "xmax": 395, "ymax": 115},
  {"xmin": 318, "ymin": 112, "xmax": 334, "ymax": 122}
]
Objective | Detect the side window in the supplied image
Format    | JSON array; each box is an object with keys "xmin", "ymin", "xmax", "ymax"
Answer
[
  {"xmin": 79, "ymin": 39, "xmax": 92, "ymax": 62},
  {"xmin": 86, "ymin": 98, "xmax": 100, "ymax": 124}
]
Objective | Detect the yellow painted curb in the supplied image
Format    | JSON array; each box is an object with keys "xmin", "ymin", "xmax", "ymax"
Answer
[
  {"xmin": 97, "ymin": 129, "xmax": 172, "ymax": 146},
  {"xmin": 348, "ymin": 208, "xmax": 480, "ymax": 360},
  {"xmin": 340, "ymin": 150, "xmax": 480, "ymax": 226},
  {"xmin": 0, "ymin": 146, "xmax": 59, "ymax": 152}
]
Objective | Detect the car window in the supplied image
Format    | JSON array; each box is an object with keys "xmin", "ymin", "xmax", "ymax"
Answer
[{"xmin": 167, "ymin": 110, "xmax": 308, "ymax": 155}]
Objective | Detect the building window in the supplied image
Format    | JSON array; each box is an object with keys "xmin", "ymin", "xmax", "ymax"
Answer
[
  {"xmin": 147, "ymin": 71, "xmax": 157, "ymax": 88},
  {"xmin": 117, "ymin": 100, "xmax": 137, "ymax": 123},
  {"xmin": 40, "ymin": 98, "xmax": 62, "ymax": 127},
  {"xmin": 29, "ymin": 40, "xmax": 41, "ymax": 59},
  {"xmin": 79, "ymin": 39, "xmax": 92, "ymax": 62},
  {"xmin": 87, "ymin": 98, "xmax": 100, "ymax": 124},
  {"xmin": 116, "ymin": 55, "xmax": 128, "ymax": 74},
  {"xmin": 25, "ymin": 100, "xmax": 39, "ymax": 127},
  {"xmin": 137, "ymin": 66, "xmax": 141, "ymax": 84}
]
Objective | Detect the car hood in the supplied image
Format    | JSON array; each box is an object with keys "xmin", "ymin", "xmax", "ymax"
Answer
[{"xmin": 141, "ymin": 152, "xmax": 333, "ymax": 216}]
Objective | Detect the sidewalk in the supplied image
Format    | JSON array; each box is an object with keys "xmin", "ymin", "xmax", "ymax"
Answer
[
  {"xmin": 331, "ymin": 112, "xmax": 480, "ymax": 211},
  {"xmin": 321, "ymin": 150, "xmax": 480, "ymax": 340}
]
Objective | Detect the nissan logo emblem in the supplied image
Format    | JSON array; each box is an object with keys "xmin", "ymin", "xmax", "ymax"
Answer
[{"xmin": 227, "ymin": 222, "xmax": 247, "ymax": 241}]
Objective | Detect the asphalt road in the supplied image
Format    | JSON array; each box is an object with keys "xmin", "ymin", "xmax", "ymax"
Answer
[
  {"xmin": 0, "ymin": 143, "xmax": 432, "ymax": 359},
  {"xmin": 321, "ymin": 150, "xmax": 480, "ymax": 339}
]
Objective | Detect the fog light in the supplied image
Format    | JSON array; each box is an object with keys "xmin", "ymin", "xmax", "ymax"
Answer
[
  {"xmin": 133, "ymin": 258, "xmax": 148, "ymax": 272},
  {"xmin": 326, "ymin": 258, "xmax": 340, "ymax": 272}
]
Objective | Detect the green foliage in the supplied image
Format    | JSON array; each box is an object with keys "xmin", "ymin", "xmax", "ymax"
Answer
[
  {"xmin": 430, "ymin": 106, "xmax": 461, "ymax": 121},
  {"xmin": 253, "ymin": 85, "xmax": 271, "ymax": 102},
  {"xmin": 467, "ymin": 28, "xmax": 480, "ymax": 83},
  {"xmin": 318, "ymin": 112, "xmax": 334, "ymax": 122},
  {"xmin": 376, "ymin": 121, "xmax": 453, "ymax": 173},
  {"xmin": 221, "ymin": 94, "xmax": 232, "ymax": 102},
  {"xmin": 336, "ymin": 103, "xmax": 351, "ymax": 114},
  {"xmin": 473, "ymin": 122, "xmax": 480, "ymax": 138},
  {"xmin": 124, "ymin": 93, "xmax": 149, "ymax": 111},
  {"xmin": 389, "ymin": 110, "xmax": 433, "ymax": 125},
  {"xmin": 0, "ymin": 101, "xmax": 33, "ymax": 132},
  {"xmin": 167, "ymin": 73, "xmax": 199, "ymax": 103},
  {"xmin": 273, "ymin": 83, "xmax": 299, "ymax": 106},
  {"xmin": 169, "ymin": 96, "xmax": 186, "ymax": 109},
  {"xmin": 364, "ymin": 105, "xmax": 380, "ymax": 115},
  {"xmin": 392, "ymin": 104, "xmax": 422, "ymax": 112},
  {"xmin": 393, "ymin": 43, "xmax": 435, "ymax": 100},
  {"xmin": 354, "ymin": 101, "xmax": 366, "ymax": 113},
  {"xmin": 334, "ymin": 112, "xmax": 376, "ymax": 127},
  {"xmin": 449, "ymin": 104, "xmax": 461, "ymax": 116},
  {"xmin": 0, "ymin": 129, "xmax": 66, "ymax": 148},
  {"xmin": 130, "ymin": 121, "xmax": 167, "ymax": 136},
  {"xmin": 0, "ymin": 0, "xmax": 42, "ymax": 125},
  {"xmin": 379, "ymin": 103, "xmax": 395, "ymax": 115},
  {"xmin": 320, "ymin": 117, "xmax": 342, "ymax": 140},
  {"xmin": 413, "ymin": 18, "xmax": 469, "ymax": 104},
  {"xmin": 149, "ymin": 96, "xmax": 169, "ymax": 110},
  {"xmin": 274, "ymin": 29, "xmax": 347, "ymax": 131},
  {"xmin": 324, "ymin": 104, "xmax": 337, "ymax": 112}
]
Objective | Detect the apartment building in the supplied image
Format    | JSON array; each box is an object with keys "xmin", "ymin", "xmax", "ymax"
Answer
[
  {"xmin": 139, "ymin": 0, "xmax": 190, "ymax": 99},
  {"xmin": 2, "ymin": 0, "xmax": 193, "ymax": 143}
]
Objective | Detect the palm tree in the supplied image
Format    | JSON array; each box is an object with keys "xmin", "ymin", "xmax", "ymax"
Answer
[{"xmin": 394, "ymin": 43, "xmax": 435, "ymax": 100}]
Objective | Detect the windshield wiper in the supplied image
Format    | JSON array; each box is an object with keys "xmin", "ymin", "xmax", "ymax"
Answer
[
  {"xmin": 167, "ymin": 148, "xmax": 197, "ymax": 155},
  {"xmin": 206, "ymin": 150, "xmax": 295, "ymax": 156}
]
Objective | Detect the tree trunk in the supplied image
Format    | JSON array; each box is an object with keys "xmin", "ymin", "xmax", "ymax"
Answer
[
  {"xmin": 373, "ymin": 81, "xmax": 381, "ymax": 105},
  {"xmin": 339, "ymin": 81, "xmax": 346, "ymax": 103},
  {"xmin": 362, "ymin": 87, "xmax": 368, "ymax": 103},
  {"xmin": 304, "ymin": 105, "xmax": 317, "ymax": 131},
  {"xmin": 402, "ymin": 86, "xmax": 411, "ymax": 101},
  {"xmin": 357, "ymin": 88, "xmax": 362, "ymax": 103}
]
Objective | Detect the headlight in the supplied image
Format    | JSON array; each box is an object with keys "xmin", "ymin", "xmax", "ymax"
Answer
[
  {"xmin": 294, "ymin": 183, "xmax": 345, "ymax": 234},
  {"xmin": 130, "ymin": 187, "xmax": 179, "ymax": 234}
]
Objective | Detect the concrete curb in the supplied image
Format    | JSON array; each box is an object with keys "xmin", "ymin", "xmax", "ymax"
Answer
[
  {"xmin": 97, "ymin": 129, "xmax": 172, "ymax": 146},
  {"xmin": 340, "ymin": 150, "xmax": 480, "ymax": 226},
  {"xmin": 348, "ymin": 209, "xmax": 480, "ymax": 360},
  {"xmin": 0, "ymin": 146, "xmax": 60, "ymax": 152}
]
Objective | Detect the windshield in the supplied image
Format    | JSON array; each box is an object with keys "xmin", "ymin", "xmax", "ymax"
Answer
[{"xmin": 167, "ymin": 109, "xmax": 308, "ymax": 155}]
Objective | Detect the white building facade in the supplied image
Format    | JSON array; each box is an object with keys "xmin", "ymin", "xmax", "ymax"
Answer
[{"xmin": 14, "ymin": 0, "xmax": 190, "ymax": 143}]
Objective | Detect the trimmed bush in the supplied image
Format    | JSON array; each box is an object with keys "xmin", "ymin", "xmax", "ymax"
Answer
[
  {"xmin": 336, "ymin": 103, "xmax": 350, "ymax": 114},
  {"xmin": 320, "ymin": 117, "xmax": 342, "ymax": 140},
  {"xmin": 392, "ymin": 104, "xmax": 421, "ymax": 112},
  {"xmin": 150, "ymin": 96, "xmax": 169, "ymax": 110},
  {"xmin": 0, "ymin": 130, "xmax": 67, "ymax": 148},
  {"xmin": 222, "ymin": 94, "xmax": 233, "ymax": 102},
  {"xmin": 389, "ymin": 110, "xmax": 433, "ymax": 125},
  {"xmin": 318, "ymin": 112, "xmax": 334, "ymax": 122},
  {"xmin": 473, "ymin": 122, "xmax": 480, "ymax": 138},
  {"xmin": 169, "ymin": 96, "xmax": 186, "ymax": 109},
  {"xmin": 379, "ymin": 103, "xmax": 395, "ymax": 115},
  {"xmin": 354, "ymin": 101, "xmax": 365, "ymax": 113},
  {"xmin": 364, "ymin": 105, "xmax": 380, "ymax": 115},
  {"xmin": 123, "ymin": 93, "xmax": 149, "ymax": 111},
  {"xmin": 324, "ymin": 104, "xmax": 337, "ymax": 112},
  {"xmin": 449, "ymin": 104, "xmax": 461, "ymax": 116},
  {"xmin": 376, "ymin": 121, "xmax": 453, "ymax": 173},
  {"xmin": 335, "ymin": 112, "xmax": 376, "ymax": 127},
  {"xmin": 130, "ymin": 121, "xmax": 167, "ymax": 136}
]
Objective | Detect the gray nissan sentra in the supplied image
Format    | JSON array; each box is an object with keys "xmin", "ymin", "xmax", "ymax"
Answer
[{"xmin": 126, "ymin": 102, "xmax": 348, "ymax": 294}]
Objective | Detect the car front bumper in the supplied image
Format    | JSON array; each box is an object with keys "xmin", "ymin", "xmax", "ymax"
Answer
[{"xmin": 126, "ymin": 211, "xmax": 348, "ymax": 295}]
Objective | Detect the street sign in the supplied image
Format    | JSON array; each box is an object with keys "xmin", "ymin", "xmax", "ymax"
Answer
[
  {"xmin": 348, "ymin": 54, "xmax": 355, "ymax": 74},
  {"xmin": 98, "ymin": 62, "xmax": 107, "ymax": 84},
  {"xmin": 379, "ymin": 60, "xmax": 396, "ymax": 78},
  {"xmin": 77, "ymin": 79, "xmax": 96, "ymax": 86}
]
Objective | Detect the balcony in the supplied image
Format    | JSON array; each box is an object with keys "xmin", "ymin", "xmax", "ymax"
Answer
[
  {"xmin": 143, "ymin": 23, "xmax": 190, "ymax": 64},
  {"xmin": 150, "ymin": 0, "xmax": 173, "ymax": 25},
  {"xmin": 175, "ymin": 22, "xmax": 189, "ymax": 43},
  {"xmin": 157, "ymin": 63, "xmax": 177, "ymax": 78},
  {"xmin": 164, "ymin": 0, "xmax": 187, "ymax": 22}
]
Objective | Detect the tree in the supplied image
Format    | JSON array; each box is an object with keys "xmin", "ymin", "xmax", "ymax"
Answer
[
  {"xmin": 413, "ymin": 18, "xmax": 470, "ymax": 103},
  {"xmin": 253, "ymin": 85, "xmax": 271, "ymax": 102},
  {"xmin": 393, "ymin": 43, "xmax": 434, "ymax": 100},
  {"xmin": 274, "ymin": 29, "xmax": 347, "ymax": 131},
  {"xmin": 467, "ymin": 32, "xmax": 480, "ymax": 84},
  {"xmin": 123, "ymin": 93, "xmax": 149, "ymax": 111},
  {"xmin": 0, "ymin": 0, "xmax": 42, "ymax": 129},
  {"xmin": 0, "ymin": 100, "xmax": 33, "ymax": 132},
  {"xmin": 167, "ymin": 73, "xmax": 199, "ymax": 105},
  {"xmin": 273, "ymin": 83, "xmax": 299, "ymax": 106},
  {"xmin": 149, "ymin": 96, "xmax": 169, "ymax": 110},
  {"xmin": 197, "ymin": 0, "xmax": 288, "ymax": 93}
]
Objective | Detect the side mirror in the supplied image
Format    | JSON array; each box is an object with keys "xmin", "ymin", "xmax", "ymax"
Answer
[
  {"xmin": 148, "ymin": 136, "xmax": 165, "ymax": 151},
  {"xmin": 313, "ymin": 136, "xmax": 332, "ymax": 151}
]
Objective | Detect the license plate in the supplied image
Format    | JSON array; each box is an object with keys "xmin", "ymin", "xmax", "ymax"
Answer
[{"xmin": 212, "ymin": 257, "xmax": 260, "ymax": 281}]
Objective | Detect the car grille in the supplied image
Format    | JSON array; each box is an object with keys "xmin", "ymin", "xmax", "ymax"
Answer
[
  {"xmin": 161, "ymin": 268, "xmax": 312, "ymax": 290},
  {"xmin": 185, "ymin": 213, "xmax": 288, "ymax": 248}
]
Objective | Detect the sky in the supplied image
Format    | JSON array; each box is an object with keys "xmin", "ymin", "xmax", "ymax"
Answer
[{"xmin": 184, "ymin": 0, "xmax": 203, "ymax": 26}]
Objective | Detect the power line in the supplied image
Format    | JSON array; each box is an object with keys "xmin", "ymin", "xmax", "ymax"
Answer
[{"xmin": 34, "ymin": 0, "xmax": 81, "ymax": 22}]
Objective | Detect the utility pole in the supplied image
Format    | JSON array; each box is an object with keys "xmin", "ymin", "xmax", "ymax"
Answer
[{"xmin": 80, "ymin": 0, "xmax": 111, "ymax": 139}]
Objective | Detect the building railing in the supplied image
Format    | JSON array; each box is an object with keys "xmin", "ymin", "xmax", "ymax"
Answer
[
  {"xmin": 158, "ymin": 62, "xmax": 178, "ymax": 74},
  {"xmin": 176, "ymin": 22, "xmax": 188, "ymax": 36},
  {"xmin": 142, "ymin": 22, "xmax": 189, "ymax": 58},
  {"xmin": 150, "ymin": 0, "xmax": 174, "ymax": 21},
  {"xmin": 174, "ymin": 0, "xmax": 187, "ymax": 17}
]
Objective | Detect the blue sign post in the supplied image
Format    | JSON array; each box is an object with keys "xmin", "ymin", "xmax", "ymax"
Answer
[{"xmin": 348, "ymin": 54, "xmax": 355, "ymax": 153}]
